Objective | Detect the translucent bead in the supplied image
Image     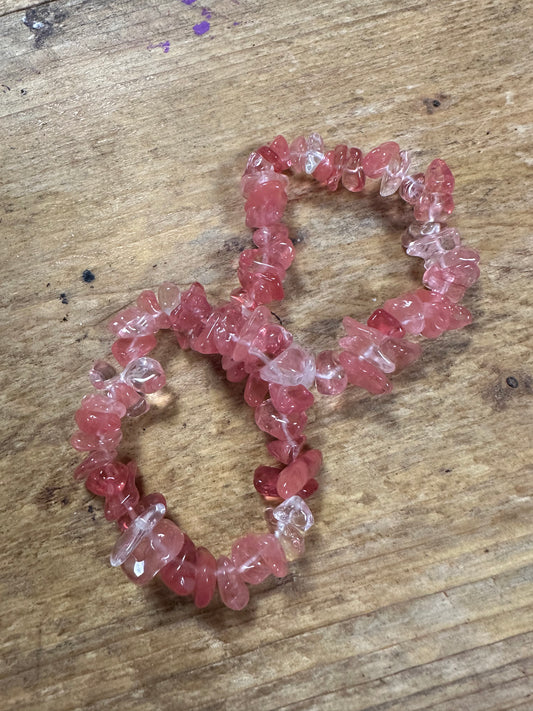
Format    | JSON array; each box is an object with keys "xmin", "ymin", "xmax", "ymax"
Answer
[
  {"xmin": 406, "ymin": 225, "xmax": 461, "ymax": 263},
  {"xmin": 362, "ymin": 141, "xmax": 400, "ymax": 179},
  {"xmin": 383, "ymin": 291, "xmax": 426, "ymax": 334},
  {"xmin": 259, "ymin": 344, "xmax": 316, "ymax": 388},
  {"xmin": 244, "ymin": 180, "xmax": 288, "ymax": 228},
  {"xmin": 277, "ymin": 457, "xmax": 312, "ymax": 499},
  {"xmin": 159, "ymin": 534, "xmax": 197, "ymax": 596},
  {"xmin": 121, "ymin": 518, "xmax": 184, "ymax": 586},
  {"xmin": 75, "ymin": 393, "xmax": 126, "ymax": 435},
  {"xmin": 315, "ymin": 350, "xmax": 348, "ymax": 396},
  {"xmin": 254, "ymin": 465, "xmax": 283, "ymax": 499},
  {"xmin": 414, "ymin": 159, "xmax": 455, "ymax": 222},
  {"xmin": 74, "ymin": 450, "xmax": 115, "ymax": 481},
  {"xmin": 232, "ymin": 306, "xmax": 271, "ymax": 363},
  {"xmin": 379, "ymin": 150, "xmax": 411, "ymax": 197},
  {"xmin": 111, "ymin": 335, "xmax": 158, "ymax": 367},
  {"xmin": 341, "ymin": 317, "xmax": 401, "ymax": 373},
  {"xmin": 121, "ymin": 357, "xmax": 166, "ymax": 394},
  {"xmin": 231, "ymin": 534, "xmax": 272, "ymax": 584},
  {"xmin": 337, "ymin": 351, "xmax": 393, "ymax": 394},
  {"xmin": 255, "ymin": 399, "xmax": 307, "ymax": 441},
  {"xmin": 216, "ymin": 555, "xmax": 249, "ymax": 610},
  {"xmin": 69, "ymin": 428, "xmax": 122, "ymax": 453},
  {"xmin": 290, "ymin": 133, "xmax": 325, "ymax": 174},
  {"xmin": 106, "ymin": 381, "xmax": 149, "ymax": 417},
  {"xmin": 194, "ymin": 547, "xmax": 217, "ymax": 608},
  {"xmin": 257, "ymin": 134, "xmax": 291, "ymax": 172},
  {"xmin": 221, "ymin": 355, "xmax": 248, "ymax": 382},
  {"xmin": 110, "ymin": 501, "xmax": 166, "ymax": 567},
  {"xmin": 341, "ymin": 147, "xmax": 365, "ymax": 192},
  {"xmin": 244, "ymin": 371, "xmax": 269, "ymax": 407},
  {"xmin": 367, "ymin": 309, "xmax": 405, "ymax": 338},
  {"xmin": 170, "ymin": 282, "xmax": 212, "ymax": 332},
  {"xmin": 269, "ymin": 383, "xmax": 314, "ymax": 415},
  {"xmin": 265, "ymin": 495, "xmax": 314, "ymax": 561},
  {"xmin": 213, "ymin": 302, "xmax": 247, "ymax": 356},
  {"xmin": 399, "ymin": 173, "xmax": 425, "ymax": 204},
  {"xmin": 89, "ymin": 360, "xmax": 117, "ymax": 389},
  {"xmin": 109, "ymin": 305, "xmax": 161, "ymax": 339},
  {"xmin": 157, "ymin": 282, "xmax": 181, "ymax": 315},
  {"xmin": 267, "ymin": 435, "xmax": 306, "ymax": 465},
  {"xmin": 103, "ymin": 461, "xmax": 140, "ymax": 521}
]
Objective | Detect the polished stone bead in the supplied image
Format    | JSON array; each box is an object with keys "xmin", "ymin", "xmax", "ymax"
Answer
[
  {"xmin": 103, "ymin": 461, "xmax": 140, "ymax": 521},
  {"xmin": 121, "ymin": 518, "xmax": 184, "ymax": 586},
  {"xmin": 244, "ymin": 180, "xmax": 288, "ymax": 228},
  {"xmin": 232, "ymin": 306, "xmax": 271, "ymax": 364},
  {"xmin": 267, "ymin": 435, "xmax": 306, "ymax": 464},
  {"xmin": 290, "ymin": 133, "xmax": 325, "ymax": 174},
  {"xmin": 341, "ymin": 146, "xmax": 366, "ymax": 192},
  {"xmin": 423, "ymin": 266, "xmax": 467, "ymax": 302},
  {"xmin": 110, "ymin": 500, "xmax": 167, "ymax": 567},
  {"xmin": 269, "ymin": 383, "xmax": 314, "ymax": 415},
  {"xmin": 384, "ymin": 288, "xmax": 472, "ymax": 338},
  {"xmin": 260, "ymin": 344, "xmax": 316, "ymax": 388},
  {"xmin": 108, "ymin": 305, "xmax": 160, "ymax": 339},
  {"xmin": 340, "ymin": 317, "xmax": 420, "ymax": 374},
  {"xmin": 382, "ymin": 292, "xmax": 425, "ymax": 334},
  {"xmin": 157, "ymin": 282, "xmax": 181, "ymax": 315},
  {"xmin": 405, "ymin": 223, "xmax": 461, "ymax": 262},
  {"xmin": 338, "ymin": 351, "xmax": 393, "ymax": 394},
  {"xmin": 216, "ymin": 555, "xmax": 250, "ymax": 610},
  {"xmin": 255, "ymin": 399, "xmax": 308, "ymax": 441},
  {"xmin": 266, "ymin": 495, "xmax": 314, "ymax": 560},
  {"xmin": 122, "ymin": 357, "xmax": 166, "ymax": 394},
  {"xmin": 74, "ymin": 450, "xmax": 115, "ymax": 481},
  {"xmin": 254, "ymin": 465, "xmax": 283, "ymax": 499},
  {"xmin": 244, "ymin": 371, "xmax": 269, "ymax": 407},
  {"xmin": 112, "ymin": 335, "xmax": 158, "ymax": 367},
  {"xmin": 414, "ymin": 159, "xmax": 455, "ymax": 222},
  {"xmin": 315, "ymin": 144, "xmax": 349, "ymax": 190},
  {"xmin": 213, "ymin": 302, "xmax": 247, "ymax": 356},
  {"xmin": 276, "ymin": 457, "xmax": 311, "ymax": 499},
  {"xmin": 70, "ymin": 428, "xmax": 122, "ymax": 453},
  {"xmin": 221, "ymin": 355, "xmax": 248, "ymax": 382},
  {"xmin": 367, "ymin": 308, "xmax": 405, "ymax": 338},
  {"xmin": 75, "ymin": 393, "xmax": 126, "ymax": 435},
  {"xmin": 400, "ymin": 172, "xmax": 425, "ymax": 204},
  {"xmin": 238, "ymin": 249, "xmax": 285, "ymax": 304},
  {"xmin": 194, "ymin": 546, "xmax": 217, "ymax": 608},
  {"xmin": 190, "ymin": 310, "xmax": 221, "ymax": 354},
  {"xmin": 315, "ymin": 350, "xmax": 348, "ymax": 396},
  {"xmin": 380, "ymin": 150, "xmax": 411, "ymax": 197},
  {"xmin": 170, "ymin": 282, "xmax": 212, "ymax": 332},
  {"xmin": 231, "ymin": 534, "xmax": 272, "ymax": 584},
  {"xmin": 89, "ymin": 360, "xmax": 117, "ymax": 389},
  {"xmin": 362, "ymin": 141, "xmax": 400, "ymax": 178},
  {"xmin": 106, "ymin": 381, "xmax": 149, "ymax": 418},
  {"xmin": 257, "ymin": 134, "xmax": 291, "ymax": 172},
  {"xmin": 159, "ymin": 534, "xmax": 197, "ymax": 596}
]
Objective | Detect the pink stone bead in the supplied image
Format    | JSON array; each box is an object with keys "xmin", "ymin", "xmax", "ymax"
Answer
[
  {"xmin": 425, "ymin": 158, "xmax": 455, "ymax": 193},
  {"xmin": 108, "ymin": 305, "xmax": 161, "ymax": 339},
  {"xmin": 313, "ymin": 150, "xmax": 335, "ymax": 185},
  {"xmin": 112, "ymin": 335, "xmax": 158, "ymax": 367},
  {"xmin": 367, "ymin": 309, "xmax": 405, "ymax": 338},
  {"xmin": 416, "ymin": 289, "xmax": 472, "ymax": 338},
  {"xmin": 213, "ymin": 302, "xmax": 246, "ymax": 356},
  {"xmin": 89, "ymin": 360, "xmax": 117, "ymax": 389},
  {"xmin": 106, "ymin": 381, "xmax": 149, "ymax": 417},
  {"xmin": 122, "ymin": 357, "xmax": 166, "ymax": 394},
  {"xmin": 231, "ymin": 306, "xmax": 271, "ymax": 363},
  {"xmin": 74, "ymin": 450, "xmax": 115, "ymax": 481},
  {"xmin": 221, "ymin": 355, "xmax": 248, "ymax": 382},
  {"xmin": 103, "ymin": 462, "xmax": 140, "ymax": 521},
  {"xmin": 277, "ymin": 457, "xmax": 311, "ymax": 499},
  {"xmin": 338, "ymin": 351, "xmax": 392, "ymax": 394},
  {"xmin": 194, "ymin": 547, "xmax": 217, "ymax": 608},
  {"xmin": 340, "ymin": 317, "xmax": 395, "ymax": 373},
  {"xmin": 362, "ymin": 141, "xmax": 401, "ymax": 179},
  {"xmin": 70, "ymin": 428, "xmax": 122, "ymax": 453},
  {"xmin": 301, "ymin": 449, "xmax": 323, "ymax": 478},
  {"xmin": 260, "ymin": 344, "xmax": 316, "ymax": 388},
  {"xmin": 244, "ymin": 371, "xmax": 269, "ymax": 407},
  {"xmin": 111, "ymin": 500, "xmax": 166, "ymax": 567},
  {"xmin": 121, "ymin": 518, "xmax": 184, "ymax": 586},
  {"xmin": 383, "ymin": 292, "xmax": 425, "ymax": 335},
  {"xmin": 405, "ymin": 223, "xmax": 461, "ymax": 262},
  {"xmin": 341, "ymin": 147, "xmax": 365, "ymax": 192},
  {"xmin": 254, "ymin": 465, "xmax": 282, "ymax": 499},
  {"xmin": 238, "ymin": 250, "xmax": 285, "ymax": 305},
  {"xmin": 267, "ymin": 435, "xmax": 306, "ymax": 464},
  {"xmin": 315, "ymin": 144, "xmax": 349, "ymax": 190},
  {"xmin": 84, "ymin": 460, "xmax": 127, "ymax": 497},
  {"xmin": 250, "ymin": 323, "xmax": 293, "ymax": 364},
  {"xmin": 190, "ymin": 311, "xmax": 221, "ymax": 354},
  {"xmin": 315, "ymin": 350, "xmax": 348, "ymax": 396},
  {"xmin": 257, "ymin": 534, "xmax": 288, "ymax": 577},
  {"xmin": 170, "ymin": 282, "xmax": 212, "ymax": 332},
  {"xmin": 414, "ymin": 159, "xmax": 455, "ymax": 222},
  {"xmin": 423, "ymin": 266, "xmax": 468, "ymax": 302},
  {"xmin": 75, "ymin": 393, "xmax": 125, "ymax": 432},
  {"xmin": 241, "ymin": 164, "xmax": 285, "ymax": 199},
  {"xmin": 266, "ymin": 495, "xmax": 314, "ymax": 561},
  {"xmin": 231, "ymin": 534, "xmax": 273, "ymax": 584},
  {"xmin": 257, "ymin": 135, "xmax": 291, "ymax": 172},
  {"xmin": 159, "ymin": 534, "xmax": 197, "ymax": 596},
  {"xmin": 255, "ymin": 399, "xmax": 308, "ymax": 441},
  {"xmin": 269, "ymin": 383, "xmax": 314, "ymax": 415},
  {"xmin": 400, "ymin": 173, "xmax": 425, "ymax": 204},
  {"xmin": 377, "ymin": 150, "xmax": 410, "ymax": 196},
  {"xmin": 216, "ymin": 555, "xmax": 250, "ymax": 610},
  {"xmin": 299, "ymin": 478, "xmax": 319, "ymax": 499},
  {"xmin": 427, "ymin": 246, "xmax": 480, "ymax": 279},
  {"xmin": 244, "ymin": 181, "xmax": 288, "ymax": 228}
]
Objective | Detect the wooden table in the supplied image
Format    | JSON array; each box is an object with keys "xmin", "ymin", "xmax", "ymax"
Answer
[{"xmin": 1, "ymin": 1, "xmax": 531, "ymax": 709}]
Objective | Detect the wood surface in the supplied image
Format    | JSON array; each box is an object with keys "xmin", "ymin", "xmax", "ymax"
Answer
[{"xmin": 1, "ymin": 0, "xmax": 532, "ymax": 709}]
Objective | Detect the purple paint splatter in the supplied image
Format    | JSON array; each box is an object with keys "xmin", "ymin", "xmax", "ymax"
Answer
[
  {"xmin": 181, "ymin": 0, "xmax": 197, "ymax": 4},
  {"xmin": 202, "ymin": 7, "xmax": 212, "ymax": 19},
  {"xmin": 147, "ymin": 40, "xmax": 170, "ymax": 53},
  {"xmin": 193, "ymin": 20, "xmax": 210, "ymax": 35}
]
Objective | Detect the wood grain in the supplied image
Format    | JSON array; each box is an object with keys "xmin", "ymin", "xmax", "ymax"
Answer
[{"xmin": 0, "ymin": 0, "xmax": 531, "ymax": 709}]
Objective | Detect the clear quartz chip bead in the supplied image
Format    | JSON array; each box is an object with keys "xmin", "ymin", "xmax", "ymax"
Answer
[
  {"xmin": 265, "ymin": 495, "xmax": 314, "ymax": 561},
  {"xmin": 110, "ymin": 501, "xmax": 166, "ymax": 567}
]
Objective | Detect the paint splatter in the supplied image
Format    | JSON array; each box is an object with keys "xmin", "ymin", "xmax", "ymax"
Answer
[
  {"xmin": 193, "ymin": 20, "xmax": 210, "ymax": 35},
  {"xmin": 147, "ymin": 40, "xmax": 170, "ymax": 53},
  {"xmin": 181, "ymin": 0, "xmax": 197, "ymax": 4},
  {"xmin": 202, "ymin": 7, "xmax": 212, "ymax": 19}
]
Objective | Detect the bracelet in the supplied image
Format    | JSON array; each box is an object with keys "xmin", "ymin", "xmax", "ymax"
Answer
[
  {"xmin": 236, "ymin": 133, "xmax": 479, "ymax": 396},
  {"xmin": 72, "ymin": 284, "xmax": 320, "ymax": 610}
]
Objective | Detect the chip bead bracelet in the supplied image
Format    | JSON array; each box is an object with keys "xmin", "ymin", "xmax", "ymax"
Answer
[
  {"xmin": 71, "ymin": 284, "xmax": 322, "ymax": 610},
  {"xmin": 235, "ymin": 133, "xmax": 480, "ymax": 397}
]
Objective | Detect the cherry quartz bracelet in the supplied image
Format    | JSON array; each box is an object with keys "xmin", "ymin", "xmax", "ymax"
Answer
[
  {"xmin": 234, "ymin": 133, "xmax": 480, "ymax": 399},
  {"xmin": 71, "ymin": 283, "xmax": 322, "ymax": 610}
]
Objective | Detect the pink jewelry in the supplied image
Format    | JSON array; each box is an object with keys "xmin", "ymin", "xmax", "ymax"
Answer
[
  {"xmin": 72, "ymin": 132, "xmax": 479, "ymax": 610},
  {"xmin": 235, "ymin": 133, "xmax": 480, "ymax": 397},
  {"xmin": 71, "ymin": 284, "xmax": 321, "ymax": 610}
]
